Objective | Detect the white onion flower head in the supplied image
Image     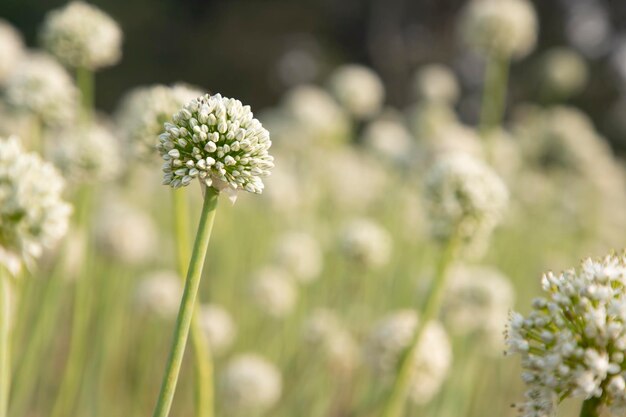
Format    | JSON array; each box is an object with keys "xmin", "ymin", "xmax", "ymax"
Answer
[
  {"xmin": 281, "ymin": 85, "xmax": 350, "ymax": 145},
  {"xmin": 115, "ymin": 83, "xmax": 204, "ymax": 158},
  {"xmin": 538, "ymin": 48, "xmax": 588, "ymax": 98},
  {"xmin": 0, "ymin": 136, "xmax": 71, "ymax": 275},
  {"xmin": 459, "ymin": 0, "xmax": 538, "ymax": 59},
  {"xmin": 40, "ymin": 1, "xmax": 122, "ymax": 70},
  {"xmin": 506, "ymin": 253, "xmax": 626, "ymax": 416},
  {"xmin": 95, "ymin": 200, "xmax": 157, "ymax": 265},
  {"xmin": 48, "ymin": 120, "xmax": 122, "ymax": 183},
  {"xmin": 158, "ymin": 93, "xmax": 274, "ymax": 195},
  {"xmin": 327, "ymin": 64, "xmax": 385, "ymax": 119},
  {"xmin": 198, "ymin": 304, "xmax": 236, "ymax": 355},
  {"xmin": 364, "ymin": 310, "xmax": 452, "ymax": 404},
  {"xmin": 4, "ymin": 53, "xmax": 78, "ymax": 126},
  {"xmin": 134, "ymin": 270, "xmax": 182, "ymax": 319},
  {"xmin": 272, "ymin": 231, "xmax": 323, "ymax": 284},
  {"xmin": 443, "ymin": 265, "xmax": 515, "ymax": 352},
  {"xmin": 220, "ymin": 353, "xmax": 282, "ymax": 415},
  {"xmin": 424, "ymin": 153, "xmax": 509, "ymax": 254},
  {"xmin": 361, "ymin": 115, "xmax": 414, "ymax": 166},
  {"xmin": 0, "ymin": 20, "xmax": 24, "ymax": 85},
  {"xmin": 412, "ymin": 64, "xmax": 460, "ymax": 104},
  {"xmin": 249, "ymin": 266, "xmax": 297, "ymax": 318},
  {"xmin": 340, "ymin": 218, "xmax": 392, "ymax": 269}
]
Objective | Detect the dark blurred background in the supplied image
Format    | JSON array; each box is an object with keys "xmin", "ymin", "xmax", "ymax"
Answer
[{"xmin": 4, "ymin": 0, "xmax": 626, "ymax": 151}]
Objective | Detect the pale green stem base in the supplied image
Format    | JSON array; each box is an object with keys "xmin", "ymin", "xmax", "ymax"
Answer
[
  {"xmin": 76, "ymin": 66, "xmax": 94, "ymax": 123},
  {"xmin": 152, "ymin": 187, "xmax": 219, "ymax": 417},
  {"xmin": 479, "ymin": 53, "xmax": 510, "ymax": 164},
  {"xmin": 580, "ymin": 397, "xmax": 601, "ymax": 417},
  {"xmin": 380, "ymin": 233, "xmax": 461, "ymax": 417},
  {"xmin": 0, "ymin": 268, "xmax": 11, "ymax": 417},
  {"xmin": 171, "ymin": 189, "xmax": 215, "ymax": 417}
]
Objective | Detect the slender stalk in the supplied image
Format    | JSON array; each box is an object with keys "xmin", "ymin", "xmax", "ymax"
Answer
[
  {"xmin": 380, "ymin": 232, "xmax": 461, "ymax": 417},
  {"xmin": 76, "ymin": 66, "xmax": 94, "ymax": 122},
  {"xmin": 30, "ymin": 116, "xmax": 43, "ymax": 154},
  {"xmin": 0, "ymin": 267, "xmax": 11, "ymax": 417},
  {"xmin": 171, "ymin": 189, "xmax": 214, "ymax": 417},
  {"xmin": 579, "ymin": 397, "xmax": 601, "ymax": 417},
  {"xmin": 479, "ymin": 52, "xmax": 510, "ymax": 163},
  {"xmin": 152, "ymin": 187, "xmax": 219, "ymax": 417}
]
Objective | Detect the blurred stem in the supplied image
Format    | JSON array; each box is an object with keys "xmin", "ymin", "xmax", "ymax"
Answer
[
  {"xmin": 479, "ymin": 53, "xmax": 510, "ymax": 163},
  {"xmin": 0, "ymin": 267, "xmax": 11, "ymax": 417},
  {"xmin": 152, "ymin": 187, "xmax": 219, "ymax": 417},
  {"xmin": 30, "ymin": 116, "xmax": 43, "ymax": 154},
  {"xmin": 50, "ymin": 186, "xmax": 94, "ymax": 417},
  {"xmin": 380, "ymin": 231, "xmax": 461, "ymax": 417},
  {"xmin": 579, "ymin": 398, "xmax": 601, "ymax": 417},
  {"xmin": 76, "ymin": 66, "xmax": 94, "ymax": 122},
  {"xmin": 171, "ymin": 189, "xmax": 215, "ymax": 417}
]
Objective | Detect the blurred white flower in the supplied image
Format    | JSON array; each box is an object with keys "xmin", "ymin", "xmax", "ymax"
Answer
[
  {"xmin": 406, "ymin": 102, "xmax": 459, "ymax": 143},
  {"xmin": 279, "ymin": 85, "xmax": 350, "ymax": 145},
  {"xmin": 537, "ymin": 48, "xmax": 588, "ymax": 98},
  {"xmin": 115, "ymin": 83, "xmax": 204, "ymax": 159},
  {"xmin": 507, "ymin": 253, "xmax": 626, "ymax": 416},
  {"xmin": 443, "ymin": 264, "xmax": 515, "ymax": 352},
  {"xmin": 340, "ymin": 218, "xmax": 392, "ymax": 269},
  {"xmin": 249, "ymin": 266, "xmax": 297, "ymax": 318},
  {"xmin": 0, "ymin": 19, "xmax": 24, "ymax": 85},
  {"xmin": 364, "ymin": 310, "xmax": 452, "ymax": 404},
  {"xmin": 94, "ymin": 199, "xmax": 157, "ymax": 265},
  {"xmin": 327, "ymin": 64, "xmax": 385, "ymax": 119},
  {"xmin": 198, "ymin": 304, "xmax": 236, "ymax": 355},
  {"xmin": 134, "ymin": 270, "xmax": 182, "ymax": 319},
  {"xmin": 272, "ymin": 231, "xmax": 323, "ymax": 284},
  {"xmin": 4, "ymin": 52, "xmax": 78, "ymax": 126},
  {"xmin": 220, "ymin": 353, "xmax": 282, "ymax": 415},
  {"xmin": 40, "ymin": 1, "xmax": 122, "ymax": 70},
  {"xmin": 48, "ymin": 119, "xmax": 122, "ymax": 183},
  {"xmin": 424, "ymin": 153, "xmax": 509, "ymax": 255},
  {"xmin": 412, "ymin": 64, "xmax": 459, "ymax": 104},
  {"xmin": 361, "ymin": 113, "xmax": 414, "ymax": 166},
  {"xmin": 565, "ymin": 0, "xmax": 611, "ymax": 58},
  {"xmin": 0, "ymin": 136, "xmax": 71, "ymax": 275},
  {"xmin": 459, "ymin": 0, "xmax": 538, "ymax": 59},
  {"xmin": 158, "ymin": 93, "xmax": 274, "ymax": 195}
]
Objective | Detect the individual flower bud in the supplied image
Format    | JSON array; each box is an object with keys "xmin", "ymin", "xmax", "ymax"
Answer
[
  {"xmin": 4, "ymin": 52, "xmax": 78, "ymax": 126},
  {"xmin": 134, "ymin": 270, "xmax": 182, "ymax": 319},
  {"xmin": 327, "ymin": 64, "xmax": 385, "ymax": 119},
  {"xmin": 424, "ymin": 153, "xmax": 509, "ymax": 255},
  {"xmin": 115, "ymin": 83, "xmax": 204, "ymax": 159},
  {"xmin": 459, "ymin": 0, "xmax": 538, "ymax": 59},
  {"xmin": 364, "ymin": 310, "xmax": 452, "ymax": 404},
  {"xmin": 219, "ymin": 353, "xmax": 282, "ymax": 415},
  {"xmin": 412, "ymin": 64, "xmax": 460, "ymax": 104},
  {"xmin": 0, "ymin": 136, "xmax": 72, "ymax": 275},
  {"xmin": 158, "ymin": 93, "xmax": 274, "ymax": 195},
  {"xmin": 249, "ymin": 266, "xmax": 297, "ymax": 318},
  {"xmin": 340, "ymin": 218, "xmax": 392, "ymax": 269},
  {"xmin": 40, "ymin": 1, "xmax": 122, "ymax": 70},
  {"xmin": 507, "ymin": 253, "xmax": 626, "ymax": 416},
  {"xmin": 48, "ymin": 119, "xmax": 123, "ymax": 183},
  {"xmin": 198, "ymin": 304, "xmax": 236, "ymax": 355},
  {"xmin": 537, "ymin": 48, "xmax": 588, "ymax": 99},
  {"xmin": 272, "ymin": 231, "xmax": 323, "ymax": 284},
  {"xmin": 0, "ymin": 19, "xmax": 24, "ymax": 85},
  {"xmin": 443, "ymin": 264, "xmax": 515, "ymax": 353},
  {"xmin": 94, "ymin": 199, "xmax": 157, "ymax": 265}
]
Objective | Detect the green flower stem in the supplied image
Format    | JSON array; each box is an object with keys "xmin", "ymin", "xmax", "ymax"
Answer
[
  {"xmin": 171, "ymin": 189, "xmax": 215, "ymax": 417},
  {"xmin": 76, "ymin": 66, "xmax": 94, "ymax": 122},
  {"xmin": 580, "ymin": 397, "xmax": 601, "ymax": 417},
  {"xmin": 380, "ymin": 232, "xmax": 461, "ymax": 417},
  {"xmin": 479, "ymin": 52, "xmax": 510, "ymax": 163},
  {"xmin": 152, "ymin": 187, "xmax": 219, "ymax": 417},
  {"xmin": 30, "ymin": 116, "xmax": 43, "ymax": 154},
  {"xmin": 0, "ymin": 267, "xmax": 11, "ymax": 417}
]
